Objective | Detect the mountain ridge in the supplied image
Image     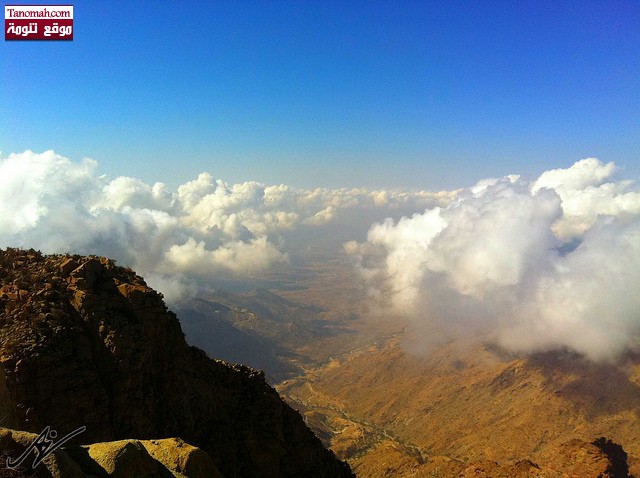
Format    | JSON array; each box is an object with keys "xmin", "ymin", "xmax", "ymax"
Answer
[{"xmin": 0, "ymin": 248, "xmax": 353, "ymax": 477}]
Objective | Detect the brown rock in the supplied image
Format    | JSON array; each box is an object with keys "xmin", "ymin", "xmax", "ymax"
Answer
[
  {"xmin": 542, "ymin": 438, "xmax": 631, "ymax": 478},
  {"xmin": 0, "ymin": 427, "xmax": 85, "ymax": 478},
  {"xmin": 142, "ymin": 438, "xmax": 223, "ymax": 478},
  {"xmin": 1, "ymin": 426, "xmax": 222, "ymax": 478},
  {"xmin": 84, "ymin": 440, "xmax": 168, "ymax": 478},
  {"xmin": 58, "ymin": 259, "xmax": 77, "ymax": 276},
  {"xmin": 116, "ymin": 283, "xmax": 147, "ymax": 301},
  {"xmin": 0, "ymin": 249, "xmax": 353, "ymax": 478}
]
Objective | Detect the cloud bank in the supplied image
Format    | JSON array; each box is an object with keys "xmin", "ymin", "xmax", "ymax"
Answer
[
  {"xmin": 0, "ymin": 150, "xmax": 451, "ymax": 302},
  {"xmin": 346, "ymin": 159, "xmax": 640, "ymax": 361},
  {"xmin": 3, "ymin": 150, "xmax": 638, "ymax": 361}
]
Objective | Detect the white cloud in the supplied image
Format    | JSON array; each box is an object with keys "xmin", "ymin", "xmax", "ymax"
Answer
[
  {"xmin": 348, "ymin": 158, "xmax": 640, "ymax": 361},
  {"xmin": 0, "ymin": 150, "xmax": 99, "ymax": 233},
  {"xmin": 0, "ymin": 149, "xmax": 449, "ymax": 304},
  {"xmin": 4, "ymin": 150, "xmax": 637, "ymax": 360},
  {"xmin": 532, "ymin": 158, "xmax": 640, "ymax": 239},
  {"xmin": 164, "ymin": 236, "xmax": 287, "ymax": 276},
  {"xmin": 99, "ymin": 176, "xmax": 175, "ymax": 212}
]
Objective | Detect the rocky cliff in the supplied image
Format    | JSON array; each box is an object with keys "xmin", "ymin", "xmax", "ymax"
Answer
[{"xmin": 0, "ymin": 248, "xmax": 353, "ymax": 477}]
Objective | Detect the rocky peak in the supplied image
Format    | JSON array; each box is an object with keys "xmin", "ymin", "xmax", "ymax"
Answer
[{"xmin": 0, "ymin": 248, "xmax": 353, "ymax": 477}]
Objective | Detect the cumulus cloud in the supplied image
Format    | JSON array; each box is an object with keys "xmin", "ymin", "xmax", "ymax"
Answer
[
  {"xmin": 347, "ymin": 158, "xmax": 640, "ymax": 361},
  {"xmin": 0, "ymin": 149, "xmax": 450, "ymax": 303},
  {"xmin": 533, "ymin": 158, "xmax": 640, "ymax": 239},
  {"xmin": 4, "ymin": 150, "xmax": 637, "ymax": 360}
]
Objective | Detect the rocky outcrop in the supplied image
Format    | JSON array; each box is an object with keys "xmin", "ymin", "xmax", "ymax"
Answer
[
  {"xmin": 137, "ymin": 438, "xmax": 222, "ymax": 478},
  {"xmin": 539, "ymin": 438, "xmax": 633, "ymax": 478},
  {"xmin": 1, "ymin": 427, "xmax": 221, "ymax": 477},
  {"xmin": 592, "ymin": 437, "xmax": 632, "ymax": 478},
  {"xmin": 0, "ymin": 427, "xmax": 85, "ymax": 477},
  {"xmin": 0, "ymin": 249, "xmax": 353, "ymax": 477}
]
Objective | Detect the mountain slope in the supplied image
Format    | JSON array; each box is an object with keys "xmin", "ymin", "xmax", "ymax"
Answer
[
  {"xmin": 0, "ymin": 248, "xmax": 353, "ymax": 478},
  {"xmin": 278, "ymin": 334, "xmax": 640, "ymax": 477}
]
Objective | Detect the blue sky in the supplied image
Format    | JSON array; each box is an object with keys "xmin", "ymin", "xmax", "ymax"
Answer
[{"xmin": 2, "ymin": 0, "xmax": 639, "ymax": 190}]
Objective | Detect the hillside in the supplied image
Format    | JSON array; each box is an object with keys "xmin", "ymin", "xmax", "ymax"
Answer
[
  {"xmin": 0, "ymin": 248, "xmax": 353, "ymax": 477},
  {"xmin": 278, "ymin": 334, "xmax": 640, "ymax": 477}
]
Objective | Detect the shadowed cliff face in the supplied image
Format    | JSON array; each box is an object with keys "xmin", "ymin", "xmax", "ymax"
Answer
[{"xmin": 0, "ymin": 248, "xmax": 353, "ymax": 478}]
